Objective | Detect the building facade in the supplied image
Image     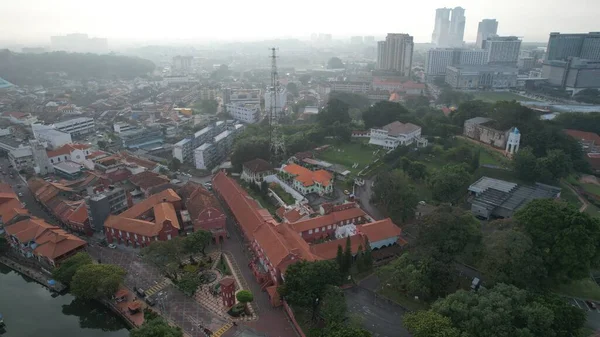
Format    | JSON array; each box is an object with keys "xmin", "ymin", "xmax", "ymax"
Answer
[
  {"xmin": 264, "ymin": 87, "xmax": 287, "ymax": 116},
  {"xmin": 425, "ymin": 48, "xmax": 487, "ymax": 81},
  {"xmin": 476, "ymin": 19, "xmax": 499, "ymax": 48},
  {"xmin": 484, "ymin": 36, "xmax": 522, "ymax": 65},
  {"xmin": 172, "ymin": 121, "xmax": 226, "ymax": 163},
  {"xmin": 193, "ymin": 124, "xmax": 243, "ymax": 170},
  {"xmin": 369, "ymin": 121, "xmax": 423, "ymax": 150},
  {"xmin": 120, "ymin": 126, "xmax": 164, "ymax": 149},
  {"xmin": 226, "ymin": 103, "xmax": 260, "ymax": 124},
  {"xmin": 546, "ymin": 32, "xmax": 600, "ymax": 61},
  {"xmin": 85, "ymin": 186, "xmax": 128, "ymax": 232},
  {"xmin": 445, "ymin": 65, "xmax": 518, "ymax": 89},
  {"xmin": 329, "ymin": 81, "xmax": 371, "ymax": 94},
  {"xmin": 541, "ymin": 57, "xmax": 600, "ymax": 93},
  {"xmin": 53, "ymin": 117, "xmax": 95, "ymax": 138},
  {"xmin": 281, "ymin": 164, "xmax": 333, "ymax": 195},
  {"xmin": 241, "ymin": 159, "xmax": 273, "ymax": 185},
  {"xmin": 376, "ymin": 33, "xmax": 414, "ymax": 76}
]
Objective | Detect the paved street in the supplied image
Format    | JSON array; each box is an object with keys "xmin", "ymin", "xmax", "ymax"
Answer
[{"xmin": 355, "ymin": 178, "xmax": 384, "ymax": 220}]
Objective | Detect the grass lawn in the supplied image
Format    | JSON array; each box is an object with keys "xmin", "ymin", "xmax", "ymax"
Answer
[
  {"xmin": 559, "ymin": 182, "xmax": 583, "ymax": 210},
  {"xmin": 377, "ymin": 286, "xmax": 430, "ymax": 311},
  {"xmin": 471, "ymin": 91, "xmax": 535, "ymax": 103},
  {"xmin": 553, "ymin": 278, "xmax": 600, "ymax": 301},
  {"xmin": 317, "ymin": 141, "xmax": 383, "ymax": 174},
  {"xmin": 585, "ymin": 203, "xmax": 600, "ymax": 218},
  {"xmin": 581, "ymin": 183, "xmax": 600, "ymax": 196},
  {"xmin": 269, "ymin": 183, "xmax": 295, "ymax": 205},
  {"xmin": 479, "ymin": 150, "xmax": 502, "ymax": 166}
]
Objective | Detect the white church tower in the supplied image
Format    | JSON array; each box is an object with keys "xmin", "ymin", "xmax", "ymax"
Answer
[{"xmin": 505, "ymin": 127, "xmax": 521, "ymax": 155}]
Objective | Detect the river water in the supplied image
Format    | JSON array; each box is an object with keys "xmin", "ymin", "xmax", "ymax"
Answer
[{"xmin": 0, "ymin": 264, "xmax": 130, "ymax": 337}]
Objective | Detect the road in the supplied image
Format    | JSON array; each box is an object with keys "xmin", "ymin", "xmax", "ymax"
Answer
[{"xmin": 354, "ymin": 178, "xmax": 385, "ymax": 220}]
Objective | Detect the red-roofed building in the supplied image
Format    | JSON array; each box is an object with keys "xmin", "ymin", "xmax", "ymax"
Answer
[
  {"xmin": 281, "ymin": 163, "xmax": 333, "ymax": 195},
  {"xmin": 130, "ymin": 171, "xmax": 170, "ymax": 197},
  {"xmin": 104, "ymin": 189, "xmax": 182, "ymax": 247},
  {"xmin": 47, "ymin": 143, "xmax": 91, "ymax": 165},
  {"xmin": 588, "ymin": 153, "xmax": 600, "ymax": 173},
  {"xmin": 290, "ymin": 204, "xmax": 369, "ymax": 242},
  {"xmin": 357, "ymin": 219, "xmax": 403, "ymax": 249},
  {"xmin": 178, "ymin": 182, "xmax": 227, "ymax": 241},
  {"xmin": 1, "ymin": 111, "xmax": 38, "ymax": 125},
  {"xmin": 564, "ymin": 129, "xmax": 600, "ymax": 153},
  {"xmin": 4, "ymin": 217, "xmax": 87, "ymax": 267}
]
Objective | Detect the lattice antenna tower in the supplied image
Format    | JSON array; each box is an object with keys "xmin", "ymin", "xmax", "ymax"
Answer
[{"xmin": 269, "ymin": 47, "xmax": 286, "ymax": 165}]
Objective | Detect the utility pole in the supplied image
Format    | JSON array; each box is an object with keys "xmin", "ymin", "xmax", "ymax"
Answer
[{"xmin": 269, "ymin": 47, "xmax": 286, "ymax": 166}]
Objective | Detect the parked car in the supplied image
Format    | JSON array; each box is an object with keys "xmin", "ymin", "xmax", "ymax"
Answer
[
  {"xmin": 145, "ymin": 297, "xmax": 156, "ymax": 306},
  {"xmin": 18, "ymin": 192, "xmax": 22, "ymax": 197},
  {"xmin": 136, "ymin": 288, "xmax": 146, "ymax": 298},
  {"xmin": 108, "ymin": 243, "xmax": 117, "ymax": 249},
  {"xmin": 586, "ymin": 300, "xmax": 597, "ymax": 310}
]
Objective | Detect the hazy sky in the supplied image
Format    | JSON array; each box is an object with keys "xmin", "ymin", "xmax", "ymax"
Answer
[{"xmin": 1, "ymin": 0, "xmax": 599, "ymax": 44}]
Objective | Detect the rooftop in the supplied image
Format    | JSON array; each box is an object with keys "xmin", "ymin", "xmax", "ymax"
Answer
[
  {"xmin": 243, "ymin": 158, "xmax": 272, "ymax": 173},
  {"xmin": 465, "ymin": 117, "xmax": 493, "ymax": 125},
  {"xmin": 379, "ymin": 121, "xmax": 421, "ymax": 137},
  {"xmin": 469, "ymin": 177, "xmax": 517, "ymax": 195},
  {"xmin": 290, "ymin": 206, "xmax": 366, "ymax": 233},
  {"xmin": 53, "ymin": 161, "xmax": 83, "ymax": 174},
  {"xmin": 470, "ymin": 177, "xmax": 561, "ymax": 213},
  {"xmin": 47, "ymin": 143, "xmax": 90, "ymax": 158},
  {"xmin": 282, "ymin": 164, "xmax": 333, "ymax": 187},
  {"xmin": 564, "ymin": 129, "xmax": 600, "ymax": 144},
  {"xmin": 129, "ymin": 171, "xmax": 170, "ymax": 191}
]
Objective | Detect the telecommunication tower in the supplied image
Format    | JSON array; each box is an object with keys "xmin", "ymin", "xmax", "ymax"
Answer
[{"xmin": 269, "ymin": 47, "xmax": 286, "ymax": 165}]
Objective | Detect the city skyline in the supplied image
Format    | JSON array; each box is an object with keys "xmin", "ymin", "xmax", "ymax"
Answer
[{"xmin": 1, "ymin": 0, "xmax": 599, "ymax": 45}]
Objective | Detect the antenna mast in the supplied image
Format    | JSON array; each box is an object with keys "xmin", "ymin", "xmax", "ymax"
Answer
[{"xmin": 269, "ymin": 47, "xmax": 285, "ymax": 165}]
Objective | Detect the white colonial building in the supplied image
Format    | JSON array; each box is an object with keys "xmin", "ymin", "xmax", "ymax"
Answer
[
  {"xmin": 225, "ymin": 103, "xmax": 260, "ymax": 124},
  {"xmin": 369, "ymin": 121, "xmax": 427, "ymax": 150}
]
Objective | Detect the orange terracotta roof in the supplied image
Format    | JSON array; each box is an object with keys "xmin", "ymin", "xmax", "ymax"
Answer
[
  {"xmin": 357, "ymin": 218, "xmax": 402, "ymax": 243},
  {"xmin": 119, "ymin": 151, "xmax": 157, "ymax": 170},
  {"xmin": 47, "ymin": 143, "xmax": 90, "ymax": 158},
  {"xmin": 0, "ymin": 183, "xmax": 15, "ymax": 194},
  {"xmin": 311, "ymin": 234, "xmax": 366, "ymax": 260},
  {"xmin": 0, "ymin": 198, "xmax": 27, "ymax": 222},
  {"xmin": 67, "ymin": 202, "xmax": 89, "ymax": 224},
  {"xmin": 33, "ymin": 229, "xmax": 86, "ymax": 260},
  {"xmin": 290, "ymin": 206, "xmax": 366, "ymax": 233},
  {"xmin": 130, "ymin": 171, "xmax": 170, "ymax": 190},
  {"xmin": 178, "ymin": 182, "xmax": 224, "ymax": 222},
  {"xmin": 283, "ymin": 164, "xmax": 332, "ymax": 187},
  {"xmin": 104, "ymin": 189, "xmax": 181, "ymax": 236},
  {"xmin": 564, "ymin": 129, "xmax": 600, "ymax": 144},
  {"xmin": 5, "ymin": 218, "xmax": 59, "ymax": 242}
]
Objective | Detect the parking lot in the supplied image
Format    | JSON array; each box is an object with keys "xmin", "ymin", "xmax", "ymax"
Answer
[{"xmin": 568, "ymin": 297, "xmax": 600, "ymax": 313}]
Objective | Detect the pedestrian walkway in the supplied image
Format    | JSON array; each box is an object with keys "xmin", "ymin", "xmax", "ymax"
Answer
[
  {"xmin": 145, "ymin": 279, "xmax": 171, "ymax": 297},
  {"xmin": 210, "ymin": 322, "xmax": 233, "ymax": 337}
]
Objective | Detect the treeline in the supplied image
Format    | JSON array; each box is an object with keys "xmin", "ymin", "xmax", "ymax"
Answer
[{"xmin": 0, "ymin": 50, "xmax": 155, "ymax": 86}]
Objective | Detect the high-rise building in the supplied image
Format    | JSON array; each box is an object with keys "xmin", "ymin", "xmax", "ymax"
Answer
[
  {"xmin": 432, "ymin": 8, "xmax": 452, "ymax": 46},
  {"xmin": 476, "ymin": 19, "xmax": 498, "ymax": 48},
  {"xmin": 546, "ymin": 32, "xmax": 600, "ymax": 61},
  {"xmin": 432, "ymin": 7, "xmax": 466, "ymax": 47},
  {"xmin": 449, "ymin": 7, "xmax": 466, "ymax": 47},
  {"xmin": 376, "ymin": 33, "xmax": 414, "ymax": 76},
  {"xmin": 425, "ymin": 48, "xmax": 487, "ymax": 81},
  {"xmin": 172, "ymin": 56, "xmax": 193, "ymax": 73},
  {"xmin": 484, "ymin": 36, "xmax": 522, "ymax": 65}
]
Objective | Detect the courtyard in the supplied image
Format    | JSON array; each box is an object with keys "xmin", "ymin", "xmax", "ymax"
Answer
[
  {"xmin": 317, "ymin": 141, "xmax": 384, "ymax": 175},
  {"xmin": 471, "ymin": 91, "xmax": 537, "ymax": 103}
]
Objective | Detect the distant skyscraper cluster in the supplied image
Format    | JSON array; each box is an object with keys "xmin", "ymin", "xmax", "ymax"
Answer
[
  {"xmin": 431, "ymin": 7, "xmax": 466, "ymax": 47},
  {"xmin": 476, "ymin": 19, "xmax": 498, "ymax": 48},
  {"xmin": 50, "ymin": 33, "xmax": 108, "ymax": 54},
  {"xmin": 376, "ymin": 33, "xmax": 414, "ymax": 77}
]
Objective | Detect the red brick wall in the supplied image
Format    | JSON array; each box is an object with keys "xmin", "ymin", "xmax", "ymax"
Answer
[
  {"xmin": 104, "ymin": 221, "xmax": 178, "ymax": 247},
  {"xmin": 300, "ymin": 216, "xmax": 366, "ymax": 242}
]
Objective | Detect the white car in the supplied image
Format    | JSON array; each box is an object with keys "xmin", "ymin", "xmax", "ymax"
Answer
[
  {"xmin": 18, "ymin": 192, "xmax": 23, "ymax": 197},
  {"xmin": 108, "ymin": 244, "xmax": 117, "ymax": 249}
]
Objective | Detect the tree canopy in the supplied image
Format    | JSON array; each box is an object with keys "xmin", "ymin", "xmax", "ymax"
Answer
[
  {"xmin": 514, "ymin": 199, "xmax": 600, "ymax": 283},
  {"xmin": 317, "ymin": 98, "xmax": 351, "ymax": 127},
  {"xmin": 130, "ymin": 318, "xmax": 183, "ymax": 337},
  {"xmin": 141, "ymin": 238, "xmax": 185, "ymax": 280},
  {"xmin": 403, "ymin": 311, "xmax": 460, "ymax": 337},
  {"xmin": 429, "ymin": 164, "xmax": 471, "ymax": 203},
  {"xmin": 278, "ymin": 260, "xmax": 341, "ymax": 312},
  {"xmin": 327, "ymin": 57, "xmax": 345, "ymax": 69},
  {"xmin": 236, "ymin": 290, "xmax": 254, "ymax": 304},
  {"xmin": 52, "ymin": 252, "xmax": 93, "ymax": 284},
  {"xmin": 183, "ymin": 230, "xmax": 212, "ymax": 257},
  {"xmin": 372, "ymin": 170, "xmax": 419, "ymax": 223},
  {"xmin": 71, "ymin": 264, "xmax": 126, "ymax": 300},
  {"xmin": 0, "ymin": 50, "xmax": 155, "ymax": 86},
  {"xmin": 362, "ymin": 101, "xmax": 411, "ymax": 129}
]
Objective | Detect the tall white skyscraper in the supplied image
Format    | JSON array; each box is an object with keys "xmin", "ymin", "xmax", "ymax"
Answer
[
  {"xmin": 431, "ymin": 7, "xmax": 466, "ymax": 47},
  {"xmin": 485, "ymin": 36, "xmax": 522, "ymax": 65},
  {"xmin": 425, "ymin": 48, "xmax": 487, "ymax": 81},
  {"xmin": 449, "ymin": 7, "xmax": 466, "ymax": 47},
  {"xmin": 376, "ymin": 33, "xmax": 414, "ymax": 77},
  {"xmin": 476, "ymin": 19, "xmax": 499, "ymax": 48}
]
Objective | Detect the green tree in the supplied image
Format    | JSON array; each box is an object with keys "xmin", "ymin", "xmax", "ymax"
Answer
[
  {"xmin": 355, "ymin": 245, "xmax": 365, "ymax": 273},
  {"xmin": 319, "ymin": 286, "xmax": 347, "ymax": 325},
  {"xmin": 379, "ymin": 253, "xmax": 456, "ymax": 301},
  {"xmin": 168, "ymin": 158, "xmax": 181, "ymax": 171},
  {"xmin": 130, "ymin": 318, "xmax": 183, "ymax": 337},
  {"xmin": 177, "ymin": 272, "xmax": 201, "ymax": 296},
  {"xmin": 431, "ymin": 283, "xmax": 585, "ymax": 337},
  {"xmin": 327, "ymin": 57, "xmax": 345, "ymax": 69},
  {"xmin": 197, "ymin": 99, "xmax": 219, "ymax": 114},
  {"xmin": 363, "ymin": 237, "xmax": 373, "ymax": 271},
  {"xmin": 314, "ymin": 323, "xmax": 371, "ymax": 337},
  {"xmin": 236, "ymin": 290, "xmax": 254, "ymax": 305},
  {"xmin": 515, "ymin": 199, "xmax": 600, "ymax": 283},
  {"xmin": 318, "ymin": 98, "xmax": 351, "ymax": 127},
  {"xmin": 299, "ymin": 74, "xmax": 312, "ymax": 86},
  {"xmin": 141, "ymin": 238, "xmax": 185, "ymax": 280},
  {"xmin": 372, "ymin": 170, "xmax": 419, "ymax": 223},
  {"xmin": 52, "ymin": 252, "xmax": 93, "ymax": 284},
  {"xmin": 480, "ymin": 229, "xmax": 547, "ymax": 289},
  {"xmin": 405, "ymin": 161, "xmax": 428, "ymax": 181},
  {"xmin": 0, "ymin": 236, "xmax": 10, "ymax": 253},
  {"xmin": 71, "ymin": 264, "xmax": 126, "ymax": 300},
  {"xmin": 231, "ymin": 137, "xmax": 270, "ymax": 171},
  {"xmin": 362, "ymin": 101, "xmax": 410, "ymax": 129},
  {"xmin": 416, "ymin": 206, "xmax": 481, "ymax": 262},
  {"xmin": 335, "ymin": 245, "xmax": 344, "ymax": 273},
  {"xmin": 403, "ymin": 311, "xmax": 460, "ymax": 337},
  {"xmin": 429, "ymin": 164, "xmax": 471, "ymax": 203},
  {"xmin": 97, "ymin": 140, "xmax": 108, "ymax": 150},
  {"xmin": 286, "ymin": 82, "xmax": 299, "ymax": 97},
  {"xmin": 449, "ymin": 100, "xmax": 491, "ymax": 126},
  {"xmin": 278, "ymin": 260, "xmax": 341, "ymax": 315},
  {"xmin": 537, "ymin": 149, "xmax": 572, "ymax": 182},
  {"xmin": 184, "ymin": 230, "xmax": 212, "ymax": 257},
  {"xmin": 513, "ymin": 147, "xmax": 539, "ymax": 182},
  {"xmin": 343, "ymin": 236, "xmax": 353, "ymax": 275}
]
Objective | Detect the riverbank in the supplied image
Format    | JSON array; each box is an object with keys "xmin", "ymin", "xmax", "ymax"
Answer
[{"xmin": 0, "ymin": 254, "xmax": 66, "ymax": 292}]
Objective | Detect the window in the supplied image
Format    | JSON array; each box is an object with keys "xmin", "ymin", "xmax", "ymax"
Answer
[
  {"xmin": 308, "ymin": 229, "xmax": 313, "ymax": 234},
  {"xmin": 327, "ymin": 225, "xmax": 332, "ymax": 230},
  {"xmin": 321, "ymin": 226, "xmax": 325, "ymax": 232},
  {"xmin": 315, "ymin": 228, "xmax": 320, "ymax": 233},
  {"xmin": 64, "ymin": 156, "xmax": 67, "ymax": 160},
  {"xmin": 50, "ymin": 159, "xmax": 54, "ymax": 163}
]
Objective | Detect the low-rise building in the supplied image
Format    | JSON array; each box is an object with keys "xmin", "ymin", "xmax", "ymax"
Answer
[
  {"xmin": 445, "ymin": 65, "xmax": 518, "ymax": 89},
  {"xmin": 463, "ymin": 117, "xmax": 521, "ymax": 152},
  {"xmin": 468, "ymin": 177, "xmax": 561, "ymax": 219},
  {"xmin": 52, "ymin": 117, "xmax": 95, "ymax": 138},
  {"xmin": 225, "ymin": 103, "xmax": 260, "ymax": 124},
  {"xmin": 368, "ymin": 121, "xmax": 425, "ymax": 150},
  {"xmin": 289, "ymin": 203, "xmax": 368, "ymax": 242},
  {"xmin": 32, "ymin": 124, "xmax": 72, "ymax": 149},
  {"xmin": 329, "ymin": 81, "xmax": 371, "ymax": 94},
  {"xmin": 241, "ymin": 159, "xmax": 273, "ymax": 185},
  {"xmin": 178, "ymin": 182, "xmax": 226, "ymax": 239},
  {"xmin": 1, "ymin": 111, "xmax": 38, "ymax": 125},
  {"xmin": 281, "ymin": 163, "xmax": 333, "ymax": 195},
  {"xmin": 564, "ymin": 129, "xmax": 600, "ymax": 153},
  {"xmin": 119, "ymin": 126, "xmax": 164, "ymax": 149},
  {"xmin": 4, "ymin": 217, "xmax": 87, "ymax": 267},
  {"xmin": 104, "ymin": 189, "xmax": 182, "ymax": 247},
  {"xmin": 85, "ymin": 186, "xmax": 129, "ymax": 232},
  {"xmin": 129, "ymin": 171, "xmax": 170, "ymax": 197}
]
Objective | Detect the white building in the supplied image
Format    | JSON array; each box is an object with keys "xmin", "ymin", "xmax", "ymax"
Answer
[
  {"xmin": 32, "ymin": 124, "xmax": 72, "ymax": 149},
  {"xmin": 264, "ymin": 87, "xmax": 287, "ymax": 115},
  {"xmin": 369, "ymin": 121, "xmax": 424, "ymax": 150},
  {"xmin": 1, "ymin": 111, "xmax": 38, "ymax": 125},
  {"xmin": 425, "ymin": 48, "xmax": 487, "ymax": 81},
  {"xmin": 172, "ymin": 121, "xmax": 226, "ymax": 163},
  {"xmin": 505, "ymin": 127, "xmax": 521, "ymax": 155},
  {"xmin": 376, "ymin": 33, "xmax": 414, "ymax": 76},
  {"xmin": 225, "ymin": 103, "xmax": 260, "ymax": 124},
  {"xmin": 113, "ymin": 122, "xmax": 137, "ymax": 134},
  {"xmin": 193, "ymin": 124, "xmax": 243, "ymax": 170},
  {"xmin": 225, "ymin": 89, "xmax": 261, "ymax": 105},
  {"xmin": 53, "ymin": 117, "xmax": 95, "ymax": 138},
  {"xmin": 47, "ymin": 143, "xmax": 92, "ymax": 166},
  {"xmin": 329, "ymin": 82, "xmax": 370, "ymax": 94},
  {"xmin": 484, "ymin": 36, "xmax": 522, "ymax": 65}
]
